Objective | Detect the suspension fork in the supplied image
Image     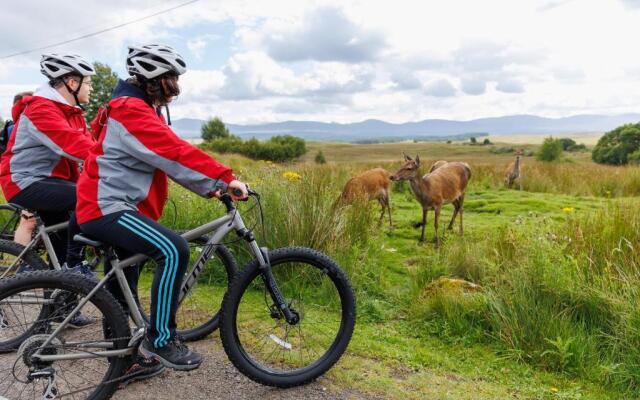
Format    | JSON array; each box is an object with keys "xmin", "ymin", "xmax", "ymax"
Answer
[{"xmin": 239, "ymin": 229, "xmax": 299, "ymax": 325}]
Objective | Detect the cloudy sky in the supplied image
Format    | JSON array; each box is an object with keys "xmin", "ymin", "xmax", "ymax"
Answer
[{"xmin": 1, "ymin": 0, "xmax": 639, "ymax": 124}]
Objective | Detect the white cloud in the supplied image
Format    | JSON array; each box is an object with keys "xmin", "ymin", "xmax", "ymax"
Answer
[
  {"xmin": 261, "ymin": 6, "xmax": 386, "ymax": 63},
  {"xmin": 2, "ymin": 0, "xmax": 640, "ymax": 123}
]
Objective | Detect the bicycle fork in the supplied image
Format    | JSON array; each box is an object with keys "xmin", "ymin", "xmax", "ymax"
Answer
[{"xmin": 239, "ymin": 230, "xmax": 299, "ymax": 326}]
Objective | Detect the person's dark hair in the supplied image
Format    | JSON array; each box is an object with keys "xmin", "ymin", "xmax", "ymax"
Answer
[
  {"xmin": 48, "ymin": 73, "xmax": 82, "ymax": 89},
  {"xmin": 13, "ymin": 91, "xmax": 33, "ymax": 104},
  {"xmin": 126, "ymin": 73, "xmax": 180, "ymax": 106}
]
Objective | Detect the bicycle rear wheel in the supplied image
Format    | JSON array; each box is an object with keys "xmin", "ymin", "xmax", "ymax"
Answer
[
  {"xmin": 0, "ymin": 271, "xmax": 131, "ymax": 400},
  {"xmin": 0, "ymin": 239, "xmax": 49, "ymax": 278},
  {"xmin": 0, "ymin": 204, "xmax": 21, "ymax": 242},
  {"xmin": 220, "ymin": 247, "xmax": 356, "ymax": 387}
]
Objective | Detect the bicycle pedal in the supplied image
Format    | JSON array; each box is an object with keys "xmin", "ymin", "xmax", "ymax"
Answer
[{"xmin": 128, "ymin": 327, "xmax": 145, "ymax": 347}]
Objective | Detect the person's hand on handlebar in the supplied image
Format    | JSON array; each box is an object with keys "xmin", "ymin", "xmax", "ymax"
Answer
[{"xmin": 227, "ymin": 180, "xmax": 249, "ymax": 201}]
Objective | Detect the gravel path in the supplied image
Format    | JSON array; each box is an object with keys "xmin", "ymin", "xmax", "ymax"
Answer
[
  {"xmin": 0, "ymin": 335, "xmax": 371, "ymax": 399},
  {"xmin": 116, "ymin": 337, "xmax": 370, "ymax": 400}
]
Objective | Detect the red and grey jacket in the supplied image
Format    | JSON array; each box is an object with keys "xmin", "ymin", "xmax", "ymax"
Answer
[
  {"xmin": 0, "ymin": 85, "xmax": 94, "ymax": 201},
  {"xmin": 76, "ymin": 79, "xmax": 235, "ymax": 224}
]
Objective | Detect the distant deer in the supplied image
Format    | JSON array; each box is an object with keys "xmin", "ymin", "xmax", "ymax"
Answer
[
  {"xmin": 390, "ymin": 154, "xmax": 471, "ymax": 247},
  {"xmin": 429, "ymin": 160, "xmax": 448, "ymax": 173},
  {"xmin": 504, "ymin": 149, "xmax": 524, "ymax": 190},
  {"xmin": 337, "ymin": 168, "xmax": 392, "ymax": 226}
]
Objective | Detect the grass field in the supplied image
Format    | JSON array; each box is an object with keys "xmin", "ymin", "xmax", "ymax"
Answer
[
  {"xmin": 135, "ymin": 140, "xmax": 640, "ymax": 399},
  {"xmin": 3, "ymin": 138, "xmax": 639, "ymax": 399}
]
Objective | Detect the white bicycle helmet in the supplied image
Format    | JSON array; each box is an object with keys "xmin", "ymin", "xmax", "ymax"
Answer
[
  {"xmin": 40, "ymin": 53, "xmax": 96, "ymax": 79},
  {"xmin": 127, "ymin": 44, "xmax": 186, "ymax": 80}
]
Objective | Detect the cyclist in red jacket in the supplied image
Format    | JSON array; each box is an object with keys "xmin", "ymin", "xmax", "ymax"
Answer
[{"xmin": 77, "ymin": 44, "xmax": 247, "ymax": 371}]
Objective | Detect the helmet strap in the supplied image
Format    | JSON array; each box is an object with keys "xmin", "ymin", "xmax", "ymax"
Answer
[{"xmin": 63, "ymin": 76, "xmax": 85, "ymax": 110}]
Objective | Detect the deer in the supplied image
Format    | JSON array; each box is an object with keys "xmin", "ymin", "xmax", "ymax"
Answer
[
  {"xmin": 429, "ymin": 160, "xmax": 448, "ymax": 173},
  {"xmin": 390, "ymin": 154, "xmax": 471, "ymax": 247},
  {"xmin": 504, "ymin": 149, "xmax": 524, "ymax": 190},
  {"xmin": 337, "ymin": 168, "xmax": 393, "ymax": 227}
]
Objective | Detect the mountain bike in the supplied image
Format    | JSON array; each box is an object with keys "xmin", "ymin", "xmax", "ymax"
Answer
[
  {"xmin": 0, "ymin": 189, "xmax": 356, "ymax": 399},
  {"xmin": 0, "ymin": 202, "xmax": 238, "ymax": 343}
]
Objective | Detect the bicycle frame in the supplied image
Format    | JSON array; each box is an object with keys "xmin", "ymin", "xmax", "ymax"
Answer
[
  {"xmin": 0, "ymin": 217, "xmax": 69, "ymax": 279},
  {"xmin": 34, "ymin": 202, "xmax": 269, "ymax": 363}
]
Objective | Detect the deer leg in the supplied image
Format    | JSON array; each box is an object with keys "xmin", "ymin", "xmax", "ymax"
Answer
[
  {"xmin": 377, "ymin": 198, "xmax": 385, "ymax": 225},
  {"xmin": 419, "ymin": 209, "xmax": 427, "ymax": 242},
  {"xmin": 448, "ymin": 200, "xmax": 460, "ymax": 231},
  {"xmin": 459, "ymin": 195, "xmax": 465, "ymax": 235},
  {"xmin": 434, "ymin": 206, "xmax": 441, "ymax": 248},
  {"xmin": 385, "ymin": 190, "xmax": 393, "ymax": 228}
]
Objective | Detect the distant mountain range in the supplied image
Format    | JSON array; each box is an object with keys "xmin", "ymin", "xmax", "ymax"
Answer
[{"xmin": 171, "ymin": 114, "xmax": 640, "ymax": 142}]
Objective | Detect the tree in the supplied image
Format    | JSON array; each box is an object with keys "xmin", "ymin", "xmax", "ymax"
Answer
[
  {"xmin": 592, "ymin": 123, "xmax": 640, "ymax": 165},
  {"xmin": 558, "ymin": 138, "xmax": 577, "ymax": 151},
  {"xmin": 469, "ymin": 136, "xmax": 477, "ymax": 144},
  {"xmin": 85, "ymin": 62, "xmax": 118, "ymax": 124},
  {"xmin": 201, "ymin": 117, "xmax": 231, "ymax": 141},
  {"xmin": 536, "ymin": 137, "xmax": 563, "ymax": 162},
  {"xmin": 483, "ymin": 138, "xmax": 492, "ymax": 145},
  {"xmin": 315, "ymin": 150, "xmax": 327, "ymax": 164}
]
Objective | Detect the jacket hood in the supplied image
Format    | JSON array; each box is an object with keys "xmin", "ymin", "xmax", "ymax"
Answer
[
  {"xmin": 33, "ymin": 83, "xmax": 72, "ymax": 106},
  {"xmin": 112, "ymin": 79, "xmax": 153, "ymax": 106}
]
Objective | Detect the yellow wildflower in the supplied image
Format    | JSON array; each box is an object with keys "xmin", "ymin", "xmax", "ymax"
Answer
[
  {"xmin": 550, "ymin": 387, "xmax": 559, "ymax": 393},
  {"xmin": 562, "ymin": 207, "xmax": 575, "ymax": 213},
  {"xmin": 282, "ymin": 171, "xmax": 301, "ymax": 181}
]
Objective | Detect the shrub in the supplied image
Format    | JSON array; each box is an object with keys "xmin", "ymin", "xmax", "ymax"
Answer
[
  {"xmin": 592, "ymin": 123, "xmax": 640, "ymax": 165},
  {"xmin": 201, "ymin": 117, "xmax": 231, "ymax": 141},
  {"xmin": 536, "ymin": 137, "xmax": 563, "ymax": 162},
  {"xmin": 314, "ymin": 150, "xmax": 327, "ymax": 164},
  {"xmin": 204, "ymin": 135, "xmax": 307, "ymax": 162}
]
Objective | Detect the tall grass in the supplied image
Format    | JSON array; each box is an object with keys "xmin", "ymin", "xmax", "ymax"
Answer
[
  {"xmin": 408, "ymin": 202, "xmax": 640, "ymax": 391},
  {"xmin": 465, "ymin": 161, "xmax": 640, "ymax": 197}
]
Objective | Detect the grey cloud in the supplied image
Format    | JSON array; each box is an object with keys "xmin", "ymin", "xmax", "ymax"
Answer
[
  {"xmin": 264, "ymin": 7, "xmax": 386, "ymax": 63},
  {"xmin": 620, "ymin": 0, "xmax": 640, "ymax": 9},
  {"xmin": 460, "ymin": 78, "xmax": 486, "ymax": 95},
  {"xmin": 453, "ymin": 41, "xmax": 541, "ymax": 75},
  {"xmin": 424, "ymin": 79, "xmax": 456, "ymax": 97},
  {"xmin": 552, "ymin": 66, "xmax": 586, "ymax": 83},
  {"xmin": 218, "ymin": 55, "xmax": 373, "ymax": 101},
  {"xmin": 537, "ymin": 0, "xmax": 575, "ymax": 12},
  {"xmin": 496, "ymin": 79, "xmax": 524, "ymax": 93},
  {"xmin": 390, "ymin": 70, "xmax": 422, "ymax": 90}
]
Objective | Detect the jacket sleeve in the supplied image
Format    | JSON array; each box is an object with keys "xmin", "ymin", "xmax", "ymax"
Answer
[
  {"xmin": 25, "ymin": 102, "xmax": 93, "ymax": 162},
  {"xmin": 117, "ymin": 102, "xmax": 235, "ymax": 197}
]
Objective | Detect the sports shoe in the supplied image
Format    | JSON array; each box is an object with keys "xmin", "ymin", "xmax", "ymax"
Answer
[
  {"xmin": 118, "ymin": 357, "xmax": 165, "ymax": 389},
  {"xmin": 66, "ymin": 312, "xmax": 95, "ymax": 329},
  {"xmin": 63, "ymin": 261, "xmax": 98, "ymax": 281},
  {"xmin": 138, "ymin": 337, "xmax": 202, "ymax": 371}
]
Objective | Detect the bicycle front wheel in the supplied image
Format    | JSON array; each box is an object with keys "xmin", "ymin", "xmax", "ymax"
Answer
[{"xmin": 220, "ymin": 247, "xmax": 356, "ymax": 387}]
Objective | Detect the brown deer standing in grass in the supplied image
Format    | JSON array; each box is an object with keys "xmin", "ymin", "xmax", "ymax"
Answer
[
  {"xmin": 337, "ymin": 168, "xmax": 393, "ymax": 226},
  {"xmin": 504, "ymin": 149, "xmax": 524, "ymax": 190},
  {"xmin": 390, "ymin": 154, "xmax": 471, "ymax": 247}
]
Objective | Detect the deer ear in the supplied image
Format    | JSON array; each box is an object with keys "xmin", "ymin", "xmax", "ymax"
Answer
[
  {"xmin": 403, "ymin": 152, "xmax": 412, "ymax": 161},
  {"xmin": 415, "ymin": 155, "xmax": 420, "ymax": 166}
]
